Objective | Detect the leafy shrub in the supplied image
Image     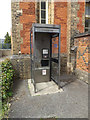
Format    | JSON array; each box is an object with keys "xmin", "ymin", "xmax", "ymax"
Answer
[
  {"xmin": 0, "ymin": 59, "xmax": 14, "ymax": 118},
  {"xmin": 1, "ymin": 59, "xmax": 14, "ymax": 100}
]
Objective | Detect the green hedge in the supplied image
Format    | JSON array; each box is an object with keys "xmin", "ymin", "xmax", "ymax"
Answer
[{"xmin": 0, "ymin": 59, "xmax": 14, "ymax": 118}]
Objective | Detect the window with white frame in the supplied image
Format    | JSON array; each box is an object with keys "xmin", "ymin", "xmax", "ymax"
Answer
[{"xmin": 40, "ymin": 0, "xmax": 48, "ymax": 24}]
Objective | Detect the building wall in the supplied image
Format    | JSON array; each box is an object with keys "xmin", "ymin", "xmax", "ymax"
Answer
[
  {"xmin": 11, "ymin": 2, "xmax": 23, "ymax": 55},
  {"xmin": 67, "ymin": 1, "xmax": 85, "ymax": 73},
  {"xmin": 0, "ymin": 49, "xmax": 12, "ymax": 57},
  {"xmin": 11, "ymin": 1, "xmax": 85, "ymax": 55},
  {"xmin": 11, "ymin": 1, "xmax": 86, "ymax": 79},
  {"xmin": 54, "ymin": 2, "xmax": 67, "ymax": 53},
  {"xmin": 70, "ymin": 2, "xmax": 85, "ymax": 47},
  {"xmin": 20, "ymin": 2, "xmax": 36, "ymax": 54},
  {"xmin": 74, "ymin": 33, "xmax": 90, "ymax": 83},
  {"xmin": 10, "ymin": 55, "xmax": 31, "ymax": 79}
]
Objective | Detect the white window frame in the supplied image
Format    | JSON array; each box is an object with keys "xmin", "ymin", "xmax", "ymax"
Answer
[{"xmin": 40, "ymin": 0, "xmax": 48, "ymax": 24}]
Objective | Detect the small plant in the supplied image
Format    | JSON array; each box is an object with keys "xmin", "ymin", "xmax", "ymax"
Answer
[{"xmin": 0, "ymin": 59, "xmax": 14, "ymax": 118}]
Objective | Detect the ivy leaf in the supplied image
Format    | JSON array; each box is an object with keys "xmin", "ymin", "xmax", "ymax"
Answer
[{"xmin": 8, "ymin": 91, "xmax": 13, "ymax": 97}]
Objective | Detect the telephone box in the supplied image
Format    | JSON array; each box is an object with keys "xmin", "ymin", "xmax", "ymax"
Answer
[{"xmin": 30, "ymin": 24, "xmax": 61, "ymax": 93}]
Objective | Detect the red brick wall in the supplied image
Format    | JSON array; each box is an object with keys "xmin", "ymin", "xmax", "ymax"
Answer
[
  {"xmin": 20, "ymin": 2, "xmax": 36, "ymax": 54},
  {"xmin": 54, "ymin": 2, "xmax": 67, "ymax": 53},
  {"xmin": 74, "ymin": 35, "xmax": 90, "ymax": 73},
  {"xmin": 19, "ymin": 2, "xmax": 85, "ymax": 55}
]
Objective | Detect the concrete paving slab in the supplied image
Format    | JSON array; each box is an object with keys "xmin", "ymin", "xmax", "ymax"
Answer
[{"xmin": 28, "ymin": 79, "xmax": 63, "ymax": 96}]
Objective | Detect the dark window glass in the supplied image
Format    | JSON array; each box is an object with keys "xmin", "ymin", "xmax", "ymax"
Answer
[
  {"xmin": 41, "ymin": 20, "xmax": 46, "ymax": 24},
  {"xmin": 85, "ymin": 3, "xmax": 90, "ymax": 16},
  {"xmin": 41, "ymin": 2, "xmax": 46, "ymax": 9},
  {"xmin": 41, "ymin": 11, "xmax": 46, "ymax": 19},
  {"xmin": 85, "ymin": 28, "xmax": 88, "ymax": 32},
  {"xmin": 41, "ymin": 1, "xmax": 46, "ymax": 24},
  {"xmin": 85, "ymin": 19, "xmax": 90, "ymax": 32},
  {"xmin": 85, "ymin": 19, "xmax": 88, "ymax": 27}
]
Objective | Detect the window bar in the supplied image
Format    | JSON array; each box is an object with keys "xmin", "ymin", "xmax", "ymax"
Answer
[
  {"xmin": 33, "ymin": 26, "xmax": 36, "ymax": 93},
  {"xmin": 58, "ymin": 25, "xmax": 61, "ymax": 89}
]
